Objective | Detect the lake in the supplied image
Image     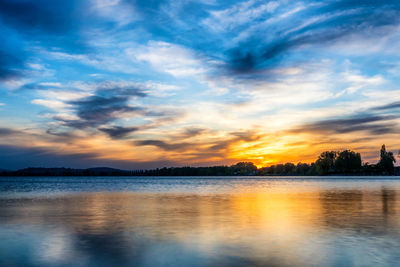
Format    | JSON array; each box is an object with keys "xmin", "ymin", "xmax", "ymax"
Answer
[{"xmin": 1, "ymin": 176, "xmax": 400, "ymax": 266}]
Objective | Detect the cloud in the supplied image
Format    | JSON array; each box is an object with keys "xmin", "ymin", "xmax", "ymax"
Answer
[
  {"xmin": 134, "ymin": 140, "xmax": 193, "ymax": 152},
  {"xmin": 290, "ymin": 115, "xmax": 399, "ymax": 135},
  {"xmin": 207, "ymin": 130, "xmax": 263, "ymax": 152},
  {"xmin": 32, "ymin": 89, "xmax": 92, "ymax": 111},
  {"xmin": 0, "ymin": 0, "xmax": 89, "ymax": 82},
  {"xmin": 127, "ymin": 41, "xmax": 208, "ymax": 77},
  {"xmin": 32, "ymin": 99, "xmax": 71, "ymax": 110},
  {"xmin": 99, "ymin": 126, "xmax": 139, "ymax": 139},
  {"xmin": 0, "ymin": 127, "xmax": 19, "ymax": 136},
  {"xmin": 372, "ymin": 101, "xmax": 400, "ymax": 111},
  {"xmin": 224, "ymin": 0, "xmax": 400, "ymax": 73},
  {"xmin": 203, "ymin": 0, "xmax": 280, "ymax": 32},
  {"xmin": 91, "ymin": 0, "xmax": 137, "ymax": 26},
  {"xmin": 134, "ymin": 130, "xmax": 262, "ymax": 156},
  {"xmin": 48, "ymin": 82, "xmax": 147, "ymax": 129},
  {"xmin": 141, "ymin": 81, "xmax": 182, "ymax": 97},
  {"xmin": 339, "ymin": 71, "xmax": 385, "ymax": 95},
  {"xmin": 0, "ymin": 0, "xmax": 83, "ymax": 34},
  {"xmin": 0, "ymin": 50, "xmax": 21, "ymax": 80},
  {"xmin": 180, "ymin": 127, "xmax": 207, "ymax": 139},
  {"xmin": 0, "ymin": 32, "xmax": 26, "ymax": 80},
  {"xmin": 30, "ymin": 80, "xmax": 186, "ymax": 141},
  {"xmin": 65, "ymin": 95, "xmax": 143, "ymax": 129}
]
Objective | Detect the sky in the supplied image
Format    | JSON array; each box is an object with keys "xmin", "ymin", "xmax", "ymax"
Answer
[{"xmin": 0, "ymin": 0, "xmax": 400, "ymax": 170}]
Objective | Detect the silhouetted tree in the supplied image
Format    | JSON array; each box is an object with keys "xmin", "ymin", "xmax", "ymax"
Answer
[
  {"xmin": 230, "ymin": 162, "xmax": 257, "ymax": 175},
  {"xmin": 296, "ymin": 163, "xmax": 310, "ymax": 175},
  {"xmin": 315, "ymin": 151, "xmax": 337, "ymax": 175},
  {"xmin": 378, "ymin": 145, "xmax": 396, "ymax": 175},
  {"xmin": 275, "ymin": 164, "xmax": 284, "ymax": 175},
  {"xmin": 284, "ymin": 163, "xmax": 296, "ymax": 174},
  {"xmin": 307, "ymin": 162, "xmax": 317, "ymax": 175},
  {"xmin": 335, "ymin": 150, "xmax": 362, "ymax": 174}
]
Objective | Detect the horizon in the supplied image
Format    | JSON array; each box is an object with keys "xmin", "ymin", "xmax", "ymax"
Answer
[
  {"xmin": 1, "ymin": 0, "xmax": 400, "ymax": 169},
  {"xmin": 2, "ymin": 145, "xmax": 398, "ymax": 172}
]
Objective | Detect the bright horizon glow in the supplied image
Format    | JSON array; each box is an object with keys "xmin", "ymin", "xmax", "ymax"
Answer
[{"xmin": 0, "ymin": 0, "xmax": 400, "ymax": 169}]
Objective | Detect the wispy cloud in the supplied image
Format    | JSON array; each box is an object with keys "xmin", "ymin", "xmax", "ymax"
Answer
[
  {"xmin": 290, "ymin": 115, "xmax": 399, "ymax": 135},
  {"xmin": 127, "ymin": 41, "xmax": 208, "ymax": 77},
  {"xmin": 99, "ymin": 126, "xmax": 139, "ymax": 139},
  {"xmin": 203, "ymin": 0, "xmax": 280, "ymax": 32},
  {"xmin": 372, "ymin": 101, "xmax": 400, "ymax": 111},
  {"xmin": 222, "ymin": 0, "xmax": 400, "ymax": 73}
]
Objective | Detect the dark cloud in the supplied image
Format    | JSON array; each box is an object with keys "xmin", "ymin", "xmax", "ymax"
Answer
[
  {"xmin": 99, "ymin": 126, "xmax": 139, "ymax": 139},
  {"xmin": 0, "ymin": 0, "xmax": 88, "ymax": 81},
  {"xmin": 179, "ymin": 127, "xmax": 207, "ymax": 139},
  {"xmin": 291, "ymin": 115, "xmax": 398, "ymax": 135},
  {"xmin": 208, "ymin": 141, "xmax": 231, "ymax": 152},
  {"xmin": 226, "ymin": 0, "xmax": 400, "ymax": 73},
  {"xmin": 134, "ymin": 130, "xmax": 263, "ymax": 154},
  {"xmin": 372, "ymin": 101, "xmax": 400, "ymax": 111},
  {"xmin": 58, "ymin": 85, "xmax": 147, "ymax": 129},
  {"xmin": 0, "ymin": 127, "xmax": 19, "ymax": 136},
  {"xmin": 48, "ymin": 83, "xmax": 185, "ymax": 139},
  {"xmin": 45, "ymin": 128, "xmax": 75, "ymax": 138},
  {"xmin": 70, "ymin": 96, "xmax": 142, "ymax": 127},
  {"xmin": 0, "ymin": 49, "xmax": 22, "ymax": 80},
  {"xmin": 134, "ymin": 140, "xmax": 193, "ymax": 151},
  {"xmin": 0, "ymin": 0, "xmax": 83, "ymax": 34},
  {"xmin": 0, "ymin": 127, "xmax": 76, "ymax": 145},
  {"xmin": 230, "ymin": 130, "xmax": 262, "ymax": 142}
]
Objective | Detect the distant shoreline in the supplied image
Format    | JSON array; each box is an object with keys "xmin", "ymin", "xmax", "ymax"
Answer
[{"xmin": 1, "ymin": 166, "xmax": 399, "ymax": 177}]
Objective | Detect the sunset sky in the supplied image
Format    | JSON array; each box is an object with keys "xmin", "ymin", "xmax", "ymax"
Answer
[{"xmin": 0, "ymin": 0, "xmax": 400, "ymax": 169}]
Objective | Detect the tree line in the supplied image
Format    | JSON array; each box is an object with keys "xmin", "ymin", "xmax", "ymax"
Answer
[
  {"xmin": 258, "ymin": 145, "xmax": 397, "ymax": 176},
  {"xmin": 1, "ymin": 145, "xmax": 398, "ymax": 176}
]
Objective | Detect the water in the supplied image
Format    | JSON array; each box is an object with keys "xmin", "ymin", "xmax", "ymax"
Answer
[{"xmin": 1, "ymin": 176, "xmax": 400, "ymax": 266}]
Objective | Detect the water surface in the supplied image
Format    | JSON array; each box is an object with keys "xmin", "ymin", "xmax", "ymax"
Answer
[{"xmin": 1, "ymin": 176, "xmax": 400, "ymax": 266}]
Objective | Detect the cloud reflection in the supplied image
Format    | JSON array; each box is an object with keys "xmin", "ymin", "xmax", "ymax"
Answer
[{"xmin": 1, "ymin": 180, "xmax": 400, "ymax": 266}]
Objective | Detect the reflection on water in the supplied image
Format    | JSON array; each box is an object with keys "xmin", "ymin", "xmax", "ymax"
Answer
[{"xmin": 1, "ymin": 177, "xmax": 400, "ymax": 266}]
